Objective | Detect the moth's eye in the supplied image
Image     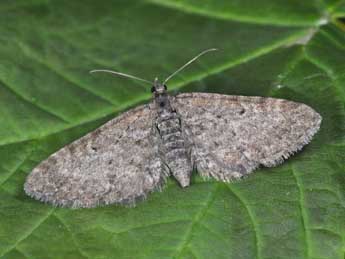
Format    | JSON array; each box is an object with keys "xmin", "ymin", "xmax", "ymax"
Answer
[
  {"xmin": 164, "ymin": 85, "xmax": 167, "ymax": 90},
  {"xmin": 151, "ymin": 86, "xmax": 156, "ymax": 93}
]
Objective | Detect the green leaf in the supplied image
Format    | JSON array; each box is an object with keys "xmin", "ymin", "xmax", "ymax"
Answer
[{"xmin": 0, "ymin": 1, "xmax": 344, "ymax": 258}]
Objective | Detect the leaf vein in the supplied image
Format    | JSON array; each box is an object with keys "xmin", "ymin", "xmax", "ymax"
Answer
[
  {"xmin": 0, "ymin": 148, "xmax": 32, "ymax": 188},
  {"xmin": 0, "ymin": 79, "xmax": 69, "ymax": 124},
  {"xmin": 105, "ymin": 219, "xmax": 191, "ymax": 235},
  {"xmin": 291, "ymin": 165, "xmax": 310, "ymax": 259},
  {"xmin": 0, "ymin": 208, "xmax": 54, "ymax": 257},
  {"xmin": 225, "ymin": 184, "xmax": 261, "ymax": 259},
  {"xmin": 54, "ymin": 214, "xmax": 90, "ymax": 259},
  {"xmin": 172, "ymin": 184, "xmax": 219, "ymax": 258},
  {"xmin": 15, "ymin": 40, "xmax": 116, "ymax": 106},
  {"xmin": 145, "ymin": 0, "xmax": 319, "ymax": 27}
]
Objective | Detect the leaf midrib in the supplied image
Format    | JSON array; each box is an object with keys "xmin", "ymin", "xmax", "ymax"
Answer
[{"xmin": 145, "ymin": 0, "xmax": 327, "ymax": 27}]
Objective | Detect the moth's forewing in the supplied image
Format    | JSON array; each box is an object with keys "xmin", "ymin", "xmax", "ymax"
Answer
[
  {"xmin": 25, "ymin": 104, "xmax": 168, "ymax": 208},
  {"xmin": 174, "ymin": 93, "xmax": 321, "ymax": 181}
]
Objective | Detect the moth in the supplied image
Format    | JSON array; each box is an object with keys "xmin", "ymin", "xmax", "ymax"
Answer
[{"xmin": 25, "ymin": 49, "xmax": 322, "ymax": 208}]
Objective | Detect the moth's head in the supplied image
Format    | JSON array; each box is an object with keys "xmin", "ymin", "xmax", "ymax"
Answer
[
  {"xmin": 151, "ymin": 78, "xmax": 167, "ymax": 95},
  {"xmin": 151, "ymin": 78, "xmax": 169, "ymax": 108}
]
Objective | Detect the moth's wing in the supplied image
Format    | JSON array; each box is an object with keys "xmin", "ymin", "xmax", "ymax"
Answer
[
  {"xmin": 24, "ymin": 104, "xmax": 168, "ymax": 208},
  {"xmin": 174, "ymin": 93, "xmax": 322, "ymax": 181}
]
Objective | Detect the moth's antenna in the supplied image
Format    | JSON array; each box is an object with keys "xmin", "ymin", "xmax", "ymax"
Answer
[
  {"xmin": 163, "ymin": 48, "xmax": 218, "ymax": 85},
  {"xmin": 90, "ymin": 69, "xmax": 153, "ymax": 85}
]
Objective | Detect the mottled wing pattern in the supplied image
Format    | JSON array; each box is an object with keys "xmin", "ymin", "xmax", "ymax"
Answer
[
  {"xmin": 174, "ymin": 93, "xmax": 322, "ymax": 181},
  {"xmin": 25, "ymin": 104, "xmax": 168, "ymax": 208}
]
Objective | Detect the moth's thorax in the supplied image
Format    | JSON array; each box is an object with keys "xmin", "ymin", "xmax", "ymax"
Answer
[{"xmin": 154, "ymin": 94, "xmax": 172, "ymax": 113}]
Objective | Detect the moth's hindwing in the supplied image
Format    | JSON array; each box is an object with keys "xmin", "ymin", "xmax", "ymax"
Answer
[
  {"xmin": 174, "ymin": 93, "xmax": 322, "ymax": 182},
  {"xmin": 24, "ymin": 104, "xmax": 168, "ymax": 208}
]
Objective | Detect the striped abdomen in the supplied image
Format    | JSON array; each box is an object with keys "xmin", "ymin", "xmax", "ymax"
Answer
[{"xmin": 156, "ymin": 112, "xmax": 192, "ymax": 187}]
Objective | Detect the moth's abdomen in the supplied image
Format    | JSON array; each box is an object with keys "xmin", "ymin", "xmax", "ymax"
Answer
[{"xmin": 156, "ymin": 113, "xmax": 192, "ymax": 187}]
